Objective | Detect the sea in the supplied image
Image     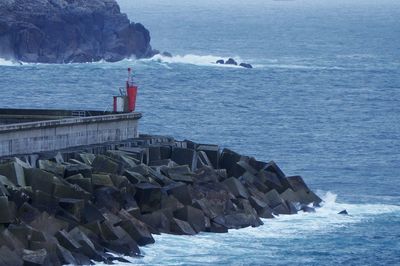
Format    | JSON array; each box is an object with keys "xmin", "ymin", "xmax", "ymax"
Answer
[{"xmin": 0, "ymin": 0, "xmax": 399, "ymax": 265}]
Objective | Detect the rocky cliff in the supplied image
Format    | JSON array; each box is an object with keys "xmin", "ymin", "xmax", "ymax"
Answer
[{"xmin": 0, "ymin": 0, "xmax": 156, "ymax": 63}]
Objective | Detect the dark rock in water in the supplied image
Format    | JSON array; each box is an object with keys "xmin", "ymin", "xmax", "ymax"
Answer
[
  {"xmin": 162, "ymin": 52, "xmax": 173, "ymax": 58},
  {"xmin": 338, "ymin": 210, "xmax": 348, "ymax": 215},
  {"xmin": 216, "ymin": 59, "xmax": 225, "ymax": 64},
  {"xmin": 225, "ymin": 58, "xmax": 238, "ymax": 65},
  {"xmin": 0, "ymin": 0, "xmax": 156, "ymax": 63},
  {"xmin": 239, "ymin": 63, "xmax": 253, "ymax": 69}
]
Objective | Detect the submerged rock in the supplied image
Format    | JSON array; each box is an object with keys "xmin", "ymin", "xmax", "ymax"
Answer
[
  {"xmin": 0, "ymin": 0, "xmax": 156, "ymax": 63},
  {"xmin": 338, "ymin": 209, "xmax": 348, "ymax": 215},
  {"xmin": 216, "ymin": 59, "xmax": 225, "ymax": 64},
  {"xmin": 239, "ymin": 63, "xmax": 253, "ymax": 69},
  {"xmin": 225, "ymin": 58, "xmax": 238, "ymax": 65}
]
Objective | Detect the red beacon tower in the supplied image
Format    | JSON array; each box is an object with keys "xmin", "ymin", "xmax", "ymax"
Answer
[{"xmin": 113, "ymin": 68, "xmax": 138, "ymax": 113}]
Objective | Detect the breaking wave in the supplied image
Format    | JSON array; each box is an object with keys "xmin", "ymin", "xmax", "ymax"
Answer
[
  {"xmin": 143, "ymin": 54, "xmax": 253, "ymax": 68},
  {"xmin": 0, "ymin": 58, "xmax": 20, "ymax": 66},
  {"xmin": 96, "ymin": 192, "xmax": 400, "ymax": 265}
]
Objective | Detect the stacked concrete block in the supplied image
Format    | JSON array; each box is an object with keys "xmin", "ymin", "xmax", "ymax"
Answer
[{"xmin": 0, "ymin": 135, "xmax": 322, "ymax": 264}]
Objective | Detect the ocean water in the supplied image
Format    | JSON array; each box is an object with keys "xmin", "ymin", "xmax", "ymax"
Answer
[{"xmin": 1, "ymin": 0, "xmax": 400, "ymax": 265}]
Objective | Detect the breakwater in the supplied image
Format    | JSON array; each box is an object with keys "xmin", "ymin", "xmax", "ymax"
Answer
[
  {"xmin": 0, "ymin": 109, "xmax": 141, "ymax": 158},
  {"xmin": 0, "ymin": 134, "xmax": 321, "ymax": 265}
]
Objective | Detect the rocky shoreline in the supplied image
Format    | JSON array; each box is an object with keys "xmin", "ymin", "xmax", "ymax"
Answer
[
  {"xmin": 0, "ymin": 0, "xmax": 156, "ymax": 63},
  {"xmin": 0, "ymin": 134, "xmax": 321, "ymax": 265}
]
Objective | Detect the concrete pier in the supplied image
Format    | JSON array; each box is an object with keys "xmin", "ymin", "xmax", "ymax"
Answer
[{"xmin": 0, "ymin": 109, "xmax": 141, "ymax": 157}]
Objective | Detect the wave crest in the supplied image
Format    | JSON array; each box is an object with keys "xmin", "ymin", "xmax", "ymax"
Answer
[{"xmin": 144, "ymin": 54, "xmax": 248, "ymax": 68}]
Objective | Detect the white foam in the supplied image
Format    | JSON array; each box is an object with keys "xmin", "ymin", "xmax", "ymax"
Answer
[
  {"xmin": 95, "ymin": 192, "xmax": 400, "ymax": 265},
  {"xmin": 0, "ymin": 58, "xmax": 19, "ymax": 66},
  {"xmin": 143, "ymin": 54, "xmax": 248, "ymax": 68}
]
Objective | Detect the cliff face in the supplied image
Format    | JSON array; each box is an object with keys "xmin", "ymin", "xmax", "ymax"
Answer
[{"xmin": 0, "ymin": 0, "xmax": 156, "ymax": 63}]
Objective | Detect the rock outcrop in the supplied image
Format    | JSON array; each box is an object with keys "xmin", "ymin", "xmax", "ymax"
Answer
[
  {"xmin": 0, "ymin": 0, "xmax": 156, "ymax": 63},
  {"xmin": 0, "ymin": 135, "xmax": 322, "ymax": 264},
  {"xmin": 216, "ymin": 58, "xmax": 253, "ymax": 68}
]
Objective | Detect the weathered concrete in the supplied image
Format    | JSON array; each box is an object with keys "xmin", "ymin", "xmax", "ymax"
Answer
[{"xmin": 0, "ymin": 111, "xmax": 141, "ymax": 157}]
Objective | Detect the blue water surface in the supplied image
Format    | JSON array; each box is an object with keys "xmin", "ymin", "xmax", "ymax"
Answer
[{"xmin": 0, "ymin": 0, "xmax": 399, "ymax": 265}]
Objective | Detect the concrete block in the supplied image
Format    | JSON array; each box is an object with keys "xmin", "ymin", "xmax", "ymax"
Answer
[
  {"xmin": 24, "ymin": 168, "xmax": 56, "ymax": 195},
  {"xmin": 64, "ymin": 163, "xmax": 92, "ymax": 178},
  {"xmin": 17, "ymin": 202, "xmax": 41, "ymax": 224},
  {"xmin": 222, "ymin": 177, "xmax": 249, "ymax": 199},
  {"xmin": 0, "ymin": 196, "xmax": 13, "ymax": 223},
  {"xmin": 116, "ymin": 217, "xmax": 155, "ymax": 246},
  {"xmin": 82, "ymin": 203, "xmax": 105, "ymax": 224},
  {"xmin": 118, "ymin": 147, "xmax": 147, "ymax": 163},
  {"xmin": 263, "ymin": 161, "xmax": 292, "ymax": 191},
  {"xmin": 68, "ymin": 227, "xmax": 102, "ymax": 261},
  {"xmin": 160, "ymin": 195, "xmax": 185, "ymax": 212},
  {"xmin": 166, "ymin": 165, "xmax": 194, "ymax": 184},
  {"xmin": 7, "ymin": 187, "xmax": 31, "ymax": 208},
  {"xmin": 0, "ymin": 175, "xmax": 15, "ymax": 188},
  {"xmin": 53, "ymin": 182, "xmax": 91, "ymax": 200},
  {"xmin": 197, "ymin": 151, "xmax": 213, "ymax": 169},
  {"xmin": 148, "ymin": 146, "xmax": 161, "ymax": 163},
  {"xmin": 272, "ymin": 202, "xmax": 292, "ymax": 215},
  {"xmin": 171, "ymin": 148, "xmax": 197, "ymax": 171},
  {"xmin": 56, "ymin": 244, "xmax": 78, "ymax": 266},
  {"xmin": 197, "ymin": 144, "xmax": 219, "ymax": 169},
  {"xmin": 109, "ymin": 174, "xmax": 130, "ymax": 189},
  {"xmin": 92, "ymin": 174, "xmax": 114, "ymax": 187},
  {"xmin": 134, "ymin": 183, "xmax": 162, "ymax": 213},
  {"xmin": 149, "ymin": 159, "xmax": 177, "ymax": 167},
  {"xmin": 237, "ymin": 160, "xmax": 258, "ymax": 175},
  {"xmin": 207, "ymin": 222, "xmax": 228, "ymax": 233},
  {"xmin": 264, "ymin": 189, "xmax": 285, "ymax": 208},
  {"xmin": 59, "ymin": 198, "xmax": 85, "ymax": 221},
  {"xmin": 0, "ymin": 161, "xmax": 26, "ymax": 187},
  {"xmin": 159, "ymin": 146, "xmax": 172, "ymax": 160},
  {"xmin": 124, "ymin": 170, "xmax": 148, "ymax": 184},
  {"xmin": 31, "ymin": 190, "xmax": 59, "ymax": 214},
  {"xmin": 280, "ymin": 188, "xmax": 300, "ymax": 203},
  {"xmin": 78, "ymin": 153, "xmax": 96, "ymax": 165},
  {"xmin": 257, "ymin": 170, "xmax": 284, "ymax": 193},
  {"xmin": 22, "ymin": 249, "xmax": 50, "ymax": 266},
  {"xmin": 93, "ymin": 187, "xmax": 121, "ymax": 212},
  {"xmin": 38, "ymin": 160, "xmax": 65, "ymax": 177},
  {"xmin": 170, "ymin": 218, "xmax": 196, "ymax": 235},
  {"xmin": 174, "ymin": 206, "xmax": 206, "ymax": 233},
  {"xmin": 65, "ymin": 174, "xmax": 92, "ymax": 193},
  {"xmin": 163, "ymin": 182, "xmax": 192, "ymax": 205},
  {"xmin": 30, "ymin": 212, "xmax": 69, "ymax": 236},
  {"xmin": 92, "ymin": 155, "xmax": 119, "ymax": 174},
  {"xmin": 0, "ymin": 245, "xmax": 23, "ymax": 266},
  {"xmin": 219, "ymin": 149, "xmax": 245, "ymax": 177},
  {"xmin": 140, "ymin": 210, "xmax": 171, "ymax": 234}
]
